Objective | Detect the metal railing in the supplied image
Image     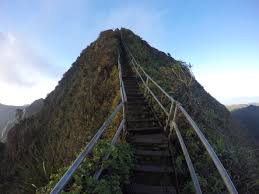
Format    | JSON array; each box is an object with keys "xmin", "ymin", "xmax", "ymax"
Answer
[
  {"xmin": 121, "ymin": 32, "xmax": 238, "ymax": 194},
  {"xmin": 50, "ymin": 53, "xmax": 127, "ymax": 194}
]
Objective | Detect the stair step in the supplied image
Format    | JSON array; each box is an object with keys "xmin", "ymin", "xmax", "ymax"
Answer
[
  {"xmin": 125, "ymin": 183, "xmax": 176, "ymax": 194},
  {"xmin": 127, "ymin": 96, "xmax": 146, "ymax": 100},
  {"xmin": 124, "ymin": 78, "xmax": 138, "ymax": 81},
  {"xmin": 125, "ymin": 85, "xmax": 140, "ymax": 88},
  {"xmin": 128, "ymin": 119, "xmax": 156, "ymax": 123},
  {"xmin": 129, "ymin": 171, "xmax": 174, "ymax": 186},
  {"xmin": 126, "ymin": 88, "xmax": 140, "ymax": 91},
  {"xmin": 127, "ymin": 106, "xmax": 150, "ymax": 112},
  {"xmin": 128, "ymin": 127, "xmax": 162, "ymax": 134},
  {"xmin": 123, "ymin": 76, "xmax": 137, "ymax": 80},
  {"xmin": 124, "ymin": 82, "xmax": 139, "ymax": 86},
  {"xmin": 125, "ymin": 83, "xmax": 139, "ymax": 86},
  {"xmin": 127, "ymin": 115, "xmax": 155, "ymax": 121},
  {"xmin": 127, "ymin": 93, "xmax": 144, "ymax": 97},
  {"xmin": 128, "ymin": 134, "xmax": 167, "ymax": 145},
  {"xmin": 132, "ymin": 164, "xmax": 173, "ymax": 173},
  {"xmin": 126, "ymin": 94, "xmax": 143, "ymax": 97},
  {"xmin": 128, "ymin": 110, "xmax": 154, "ymax": 116},
  {"xmin": 134, "ymin": 150, "xmax": 170, "ymax": 157},
  {"xmin": 128, "ymin": 101, "xmax": 148, "ymax": 105}
]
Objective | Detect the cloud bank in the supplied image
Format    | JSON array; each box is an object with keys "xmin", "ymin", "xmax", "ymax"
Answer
[
  {"xmin": 0, "ymin": 32, "xmax": 60, "ymax": 105},
  {"xmin": 0, "ymin": 32, "xmax": 59, "ymax": 86}
]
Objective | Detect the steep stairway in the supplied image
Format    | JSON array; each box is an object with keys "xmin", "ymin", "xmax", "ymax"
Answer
[{"xmin": 121, "ymin": 49, "xmax": 176, "ymax": 194}]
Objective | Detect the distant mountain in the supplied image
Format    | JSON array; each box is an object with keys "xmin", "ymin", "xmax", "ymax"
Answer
[
  {"xmin": 227, "ymin": 103, "xmax": 259, "ymax": 111},
  {"xmin": 224, "ymin": 96, "xmax": 259, "ymax": 105},
  {"xmin": 0, "ymin": 30, "xmax": 120, "ymax": 193},
  {"xmin": 230, "ymin": 104, "xmax": 259, "ymax": 144},
  {"xmin": 25, "ymin": 98, "xmax": 44, "ymax": 117},
  {"xmin": 0, "ymin": 99, "xmax": 43, "ymax": 142},
  {"xmin": 0, "ymin": 103, "xmax": 25, "ymax": 139}
]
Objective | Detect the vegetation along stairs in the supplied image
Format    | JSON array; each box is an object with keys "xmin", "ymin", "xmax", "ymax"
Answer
[
  {"xmin": 50, "ymin": 32, "xmax": 238, "ymax": 194},
  {"xmin": 120, "ymin": 46, "xmax": 176, "ymax": 194}
]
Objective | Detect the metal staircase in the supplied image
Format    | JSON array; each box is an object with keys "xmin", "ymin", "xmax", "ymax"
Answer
[{"xmin": 50, "ymin": 33, "xmax": 238, "ymax": 194}]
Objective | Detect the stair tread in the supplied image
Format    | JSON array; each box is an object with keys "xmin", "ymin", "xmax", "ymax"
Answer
[
  {"xmin": 128, "ymin": 127, "xmax": 162, "ymax": 133},
  {"xmin": 128, "ymin": 111, "xmax": 154, "ymax": 115},
  {"xmin": 132, "ymin": 164, "xmax": 173, "ymax": 173},
  {"xmin": 128, "ymin": 102, "xmax": 149, "ymax": 106},
  {"xmin": 128, "ymin": 119, "xmax": 156, "ymax": 122},
  {"xmin": 134, "ymin": 150, "xmax": 170, "ymax": 157},
  {"xmin": 127, "ymin": 106, "xmax": 149, "ymax": 109},
  {"xmin": 126, "ymin": 183, "xmax": 176, "ymax": 194},
  {"xmin": 128, "ymin": 134, "xmax": 168, "ymax": 144}
]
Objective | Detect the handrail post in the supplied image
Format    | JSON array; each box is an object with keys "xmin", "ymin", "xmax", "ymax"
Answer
[
  {"xmin": 120, "ymin": 31, "xmax": 238, "ymax": 193},
  {"xmin": 171, "ymin": 122, "xmax": 203, "ymax": 194},
  {"xmin": 144, "ymin": 77, "xmax": 149, "ymax": 96},
  {"xmin": 122, "ymin": 98, "xmax": 127, "ymax": 139},
  {"xmin": 50, "ymin": 102, "xmax": 123, "ymax": 194},
  {"xmin": 117, "ymin": 52, "xmax": 127, "ymax": 139},
  {"xmin": 164, "ymin": 100, "xmax": 174, "ymax": 132},
  {"xmin": 168, "ymin": 102, "xmax": 178, "ymax": 137},
  {"xmin": 93, "ymin": 119, "xmax": 125, "ymax": 180},
  {"xmin": 178, "ymin": 105, "xmax": 238, "ymax": 194},
  {"xmin": 172, "ymin": 102, "xmax": 178, "ymax": 123}
]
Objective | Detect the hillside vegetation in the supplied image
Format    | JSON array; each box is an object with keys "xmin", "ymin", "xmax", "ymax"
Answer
[
  {"xmin": 0, "ymin": 103, "xmax": 25, "ymax": 138},
  {"xmin": 0, "ymin": 28, "xmax": 258, "ymax": 193},
  {"xmin": 0, "ymin": 99, "xmax": 44, "ymax": 142},
  {"xmin": 230, "ymin": 105, "xmax": 259, "ymax": 145},
  {"xmin": 0, "ymin": 30, "xmax": 121, "ymax": 193},
  {"xmin": 121, "ymin": 28, "xmax": 259, "ymax": 193}
]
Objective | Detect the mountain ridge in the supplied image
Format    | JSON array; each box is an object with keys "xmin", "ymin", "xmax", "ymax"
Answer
[
  {"xmin": 0, "ymin": 28, "xmax": 258, "ymax": 193},
  {"xmin": 0, "ymin": 29, "xmax": 121, "ymax": 193},
  {"xmin": 229, "ymin": 104, "xmax": 259, "ymax": 146},
  {"xmin": 0, "ymin": 98, "xmax": 44, "ymax": 142}
]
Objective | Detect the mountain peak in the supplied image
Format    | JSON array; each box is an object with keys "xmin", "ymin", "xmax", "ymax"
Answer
[{"xmin": 0, "ymin": 28, "xmax": 258, "ymax": 193}]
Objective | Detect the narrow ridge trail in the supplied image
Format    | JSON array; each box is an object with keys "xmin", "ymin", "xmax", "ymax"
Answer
[{"xmin": 120, "ymin": 46, "xmax": 177, "ymax": 194}]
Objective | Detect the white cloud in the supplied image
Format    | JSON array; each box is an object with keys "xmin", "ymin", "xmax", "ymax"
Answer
[
  {"xmin": 194, "ymin": 68, "xmax": 259, "ymax": 104},
  {"xmin": 0, "ymin": 32, "xmax": 60, "ymax": 105}
]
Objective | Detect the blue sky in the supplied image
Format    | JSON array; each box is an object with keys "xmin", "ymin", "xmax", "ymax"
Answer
[{"xmin": 0, "ymin": 0, "xmax": 258, "ymax": 105}]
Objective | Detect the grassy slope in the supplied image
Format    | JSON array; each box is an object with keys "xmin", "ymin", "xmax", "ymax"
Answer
[
  {"xmin": 231, "ymin": 105, "xmax": 259, "ymax": 141},
  {"xmin": 121, "ymin": 28, "xmax": 259, "ymax": 193},
  {"xmin": 1, "ymin": 28, "xmax": 258, "ymax": 193},
  {"xmin": 0, "ymin": 30, "xmax": 121, "ymax": 193}
]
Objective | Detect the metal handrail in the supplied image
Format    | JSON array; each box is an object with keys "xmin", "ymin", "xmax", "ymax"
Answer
[
  {"xmin": 93, "ymin": 119, "xmax": 125, "ymax": 179},
  {"xmin": 122, "ymin": 39, "xmax": 174, "ymax": 103},
  {"xmin": 51, "ymin": 53, "xmax": 128, "ymax": 194},
  {"xmin": 120, "ymin": 31, "xmax": 238, "ymax": 194},
  {"xmin": 172, "ymin": 121, "xmax": 202, "ymax": 194},
  {"xmin": 50, "ymin": 102, "xmax": 123, "ymax": 194},
  {"xmin": 178, "ymin": 105, "xmax": 238, "ymax": 193}
]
